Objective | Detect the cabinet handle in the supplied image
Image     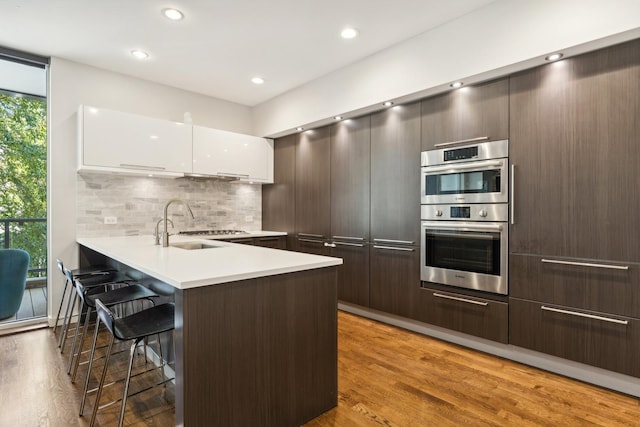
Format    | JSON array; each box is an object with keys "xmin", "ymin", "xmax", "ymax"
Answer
[
  {"xmin": 433, "ymin": 292, "xmax": 488, "ymax": 306},
  {"xmin": 333, "ymin": 241, "xmax": 364, "ymax": 247},
  {"xmin": 541, "ymin": 259, "xmax": 629, "ymax": 271},
  {"xmin": 332, "ymin": 236, "xmax": 365, "ymax": 241},
  {"xmin": 298, "ymin": 238, "xmax": 324, "ymax": 244},
  {"xmin": 217, "ymin": 172, "xmax": 250, "ymax": 178},
  {"xmin": 434, "ymin": 136, "xmax": 489, "ymax": 148},
  {"xmin": 373, "ymin": 245, "xmax": 415, "ymax": 252},
  {"xmin": 119, "ymin": 163, "xmax": 166, "ymax": 170},
  {"xmin": 298, "ymin": 233, "xmax": 323, "ymax": 238},
  {"xmin": 373, "ymin": 238, "xmax": 415, "ymax": 245},
  {"xmin": 324, "ymin": 242, "xmax": 336, "ymax": 248},
  {"xmin": 510, "ymin": 164, "xmax": 515, "ymax": 225},
  {"xmin": 541, "ymin": 306, "xmax": 629, "ymax": 325}
]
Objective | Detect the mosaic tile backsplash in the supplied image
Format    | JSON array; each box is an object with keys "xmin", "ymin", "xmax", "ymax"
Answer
[{"xmin": 77, "ymin": 173, "xmax": 262, "ymax": 237}]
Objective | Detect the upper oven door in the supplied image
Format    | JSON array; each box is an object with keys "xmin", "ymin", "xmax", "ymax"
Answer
[{"xmin": 421, "ymin": 158, "xmax": 508, "ymax": 205}]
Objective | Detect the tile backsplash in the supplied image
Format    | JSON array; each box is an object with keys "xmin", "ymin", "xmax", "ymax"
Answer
[{"xmin": 77, "ymin": 173, "xmax": 261, "ymax": 238}]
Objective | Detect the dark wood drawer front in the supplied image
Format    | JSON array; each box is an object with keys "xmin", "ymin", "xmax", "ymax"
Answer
[
  {"xmin": 510, "ymin": 254, "xmax": 640, "ymax": 318},
  {"xmin": 294, "ymin": 236, "xmax": 331, "ymax": 256},
  {"xmin": 510, "ymin": 298, "xmax": 640, "ymax": 377},
  {"xmin": 253, "ymin": 236, "xmax": 287, "ymax": 249},
  {"xmin": 416, "ymin": 285, "xmax": 508, "ymax": 343},
  {"xmin": 332, "ymin": 244, "xmax": 369, "ymax": 307}
]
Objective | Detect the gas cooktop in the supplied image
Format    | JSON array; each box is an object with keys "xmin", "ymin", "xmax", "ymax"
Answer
[{"xmin": 177, "ymin": 229, "xmax": 247, "ymax": 237}]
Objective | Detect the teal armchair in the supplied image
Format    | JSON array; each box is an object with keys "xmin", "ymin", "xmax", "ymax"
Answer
[{"xmin": 0, "ymin": 249, "xmax": 30, "ymax": 319}]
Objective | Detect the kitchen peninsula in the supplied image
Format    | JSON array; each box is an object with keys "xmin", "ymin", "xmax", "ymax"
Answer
[{"xmin": 77, "ymin": 235, "xmax": 342, "ymax": 426}]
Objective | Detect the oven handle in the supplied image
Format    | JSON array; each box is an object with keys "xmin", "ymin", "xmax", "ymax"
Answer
[
  {"xmin": 433, "ymin": 292, "xmax": 489, "ymax": 306},
  {"xmin": 422, "ymin": 159, "xmax": 503, "ymax": 174},
  {"xmin": 423, "ymin": 221, "xmax": 504, "ymax": 232},
  {"xmin": 434, "ymin": 136, "xmax": 490, "ymax": 147}
]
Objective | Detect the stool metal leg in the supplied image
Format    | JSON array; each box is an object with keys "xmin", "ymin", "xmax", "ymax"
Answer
[
  {"xmin": 59, "ymin": 291, "xmax": 78, "ymax": 353},
  {"xmin": 70, "ymin": 306, "xmax": 92, "ymax": 380},
  {"xmin": 80, "ymin": 315, "xmax": 102, "ymax": 416},
  {"xmin": 53, "ymin": 276, "xmax": 70, "ymax": 336},
  {"xmin": 89, "ymin": 333, "xmax": 116, "ymax": 427},
  {"xmin": 119, "ymin": 338, "xmax": 143, "ymax": 427}
]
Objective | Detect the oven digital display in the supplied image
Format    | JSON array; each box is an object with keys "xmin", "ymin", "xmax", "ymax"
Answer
[
  {"xmin": 444, "ymin": 146, "xmax": 478, "ymax": 161},
  {"xmin": 450, "ymin": 206, "xmax": 471, "ymax": 218}
]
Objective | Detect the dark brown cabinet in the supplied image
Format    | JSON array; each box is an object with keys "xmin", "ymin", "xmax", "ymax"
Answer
[
  {"xmin": 295, "ymin": 127, "xmax": 331, "ymax": 239},
  {"xmin": 421, "ymin": 78, "xmax": 509, "ymax": 151},
  {"xmin": 508, "ymin": 39, "xmax": 640, "ymax": 376},
  {"xmin": 332, "ymin": 243, "xmax": 369, "ymax": 307},
  {"xmin": 262, "ymin": 135, "xmax": 296, "ymax": 249},
  {"xmin": 415, "ymin": 284, "xmax": 508, "ymax": 343},
  {"xmin": 510, "ymin": 298, "xmax": 640, "ymax": 377},
  {"xmin": 253, "ymin": 236, "xmax": 287, "ymax": 249},
  {"xmin": 369, "ymin": 244, "xmax": 419, "ymax": 318}
]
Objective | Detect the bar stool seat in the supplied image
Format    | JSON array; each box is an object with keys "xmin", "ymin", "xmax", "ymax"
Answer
[{"xmin": 86, "ymin": 300, "xmax": 175, "ymax": 427}]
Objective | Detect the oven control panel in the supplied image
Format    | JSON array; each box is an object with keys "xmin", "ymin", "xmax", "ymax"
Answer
[{"xmin": 422, "ymin": 204, "xmax": 508, "ymax": 222}]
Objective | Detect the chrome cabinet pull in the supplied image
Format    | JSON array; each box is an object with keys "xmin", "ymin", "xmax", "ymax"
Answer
[
  {"xmin": 119, "ymin": 163, "xmax": 166, "ymax": 170},
  {"xmin": 373, "ymin": 245, "xmax": 415, "ymax": 252},
  {"xmin": 433, "ymin": 292, "xmax": 488, "ymax": 306},
  {"xmin": 434, "ymin": 136, "xmax": 489, "ymax": 147},
  {"xmin": 298, "ymin": 233, "xmax": 323, "ymax": 238},
  {"xmin": 332, "ymin": 236, "xmax": 365, "ymax": 241},
  {"xmin": 373, "ymin": 238, "xmax": 415, "ymax": 245},
  {"xmin": 323, "ymin": 242, "xmax": 336, "ymax": 248},
  {"xmin": 541, "ymin": 306, "xmax": 629, "ymax": 325},
  {"xmin": 217, "ymin": 172, "xmax": 250, "ymax": 177},
  {"xmin": 333, "ymin": 241, "xmax": 364, "ymax": 247},
  {"xmin": 510, "ymin": 164, "xmax": 515, "ymax": 225},
  {"xmin": 541, "ymin": 259, "xmax": 629, "ymax": 271},
  {"xmin": 298, "ymin": 238, "xmax": 323, "ymax": 244}
]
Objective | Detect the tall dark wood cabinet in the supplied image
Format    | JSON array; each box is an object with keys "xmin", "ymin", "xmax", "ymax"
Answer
[
  {"xmin": 421, "ymin": 78, "xmax": 509, "ymax": 150},
  {"xmin": 508, "ymin": 39, "xmax": 640, "ymax": 377},
  {"xmin": 294, "ymin": 127, "xmax": 331, "ymax": 256},
  {"xmin": 262, "ymin": 134, "xmax": 296, "ymax": 249},
  {"xmin": 329, "ymin": 117, "xmax": 371, "ymax": 306},
  {"xmin": 368, "ymin": 103, "xmax": 421, "ymax": 317}
]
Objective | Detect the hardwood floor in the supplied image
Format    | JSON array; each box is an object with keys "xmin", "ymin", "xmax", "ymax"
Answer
[
  {"xmin": 0, "ymin": 311, "xmax": 638, "ymax": 426},
  {"xmin": 0, "ymin": 287, "xmax": 47, "ymax": 324}
]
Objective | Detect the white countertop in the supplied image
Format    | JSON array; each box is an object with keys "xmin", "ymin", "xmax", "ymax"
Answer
[{"xmin": 77, "ymin": 234, "xmax": 342, "ymax": 290}]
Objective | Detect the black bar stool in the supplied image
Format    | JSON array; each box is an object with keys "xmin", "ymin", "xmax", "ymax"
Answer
[
  {"xmin": 84, "ymin": 299, "xmax": 175, "ymax": 427},
  {"xmin": 68, "ymin": 271, "xmax": 159, "ymax": 383},
  {"xmin": 54, "ymin": 259, "xmax": 115, "ymax": 344}
]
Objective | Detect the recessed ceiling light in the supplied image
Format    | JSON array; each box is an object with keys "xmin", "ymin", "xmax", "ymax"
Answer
[
  {"xmin": 450, "ymin": 81, "xmax": 463, "ymax": 88},
  {"xmin": 382, "ymin": 101, "xmax": 394, "ymax": 107},
  {"xmin": 162, "ymin": 8, "xmax": 184, "ymax": 21},
  {"xmin": 251, "ymin": 76, "xmax": 265, "ymax": 85},
  {"xmin": 545, "ymin": 53, "xmax": 563, "ymax": 61},
  {"xmin": 341, "ymin": 27, "xmax": 359, "ymax": 39},
  {"xmin": 334, "ymin": 116, "xmax": 343, "ymax": 120},
  {"xmin": 130, "ymin": 49, "xmax": 149, "ymax": 60},
  {"xmin": 296, "ymin": 127, "xmax": 304, "ymax": 131}
]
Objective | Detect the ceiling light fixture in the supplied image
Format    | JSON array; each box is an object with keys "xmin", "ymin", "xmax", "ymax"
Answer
[
  {"xmin": 341, "ymin": 27, "xmax": 359, "ymax": 39},
  {"xmin": 545, "ymin": 53, "xmax": 563, "ymax": 61},
  {"xmin": 450, "ymin": 81, "xmax": 463, "ymax": 88},
  {"xmin": 382, "ymin": 101, "xmax": 394, "ymax": 107},
  {"xmin": 334, "ymin": 115, "xmax": 343, "ymax": 120},
  {"xmin": 130, "ymin": 49, "xmax": 149, "ymax": 60},
  {"xmin": 162, "ymin": 8, "xmax": 184, "ymax": 20},
  {"xmin": 251, "ymin": 76, "xmax": 265, "ymax": 85}
]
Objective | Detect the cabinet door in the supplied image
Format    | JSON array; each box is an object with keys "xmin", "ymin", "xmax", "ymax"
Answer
[
  {"xmin": 510, "ymin": 297, "xmax": 640, "ymax": 377},
  {"xmin": 421, "ymin": 78, "xmax": 508, "ymax": 150},
  {"xmin": 295, "ymin": 127, "xmax": 331, "ymax": 238},
  {"xmin": 294, "ymin": 235, "xmax": 330, "ymax": 256},
  {"xmin": 332, "ymin": 243, "xmax": 369, "ymax": 307},
  {"xmin": 370, "ymin": 102, "xmax": 421, "ymax": 245},
  {"xmin": 330, "ymin": 117, "xmax": 371, "ymax": 241},
  {"xmin": 80, "ymin": 105, "xmax": 192, "ymax": 174},
  {"xmin": 262, "ymin": 136, "xmax": 296, "ymax": 248},
  {"xmin": 369, "ymin": 244, "xmax": 420, "ymax": 318},
  {"xmin": 509, "ymin": 39, "xmax": 640, "ymax": 260},
  {"xmin": 253, "ymin": 236, "xmax": 287, "ymax": 249},
  {"xmin": 193, "ymin": 126, "xmax": 274, "ymax": 182},
  {"xmin": 415, "ymin": 284, "xmax": 509, "ymax": 343}
]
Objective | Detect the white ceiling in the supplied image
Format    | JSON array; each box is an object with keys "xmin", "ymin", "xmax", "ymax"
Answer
[{"xmin": 0, "ymin": 0, "xmax": 497, "ymax": 106}]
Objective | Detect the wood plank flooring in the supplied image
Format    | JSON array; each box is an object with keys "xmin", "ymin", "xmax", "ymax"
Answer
[
  {"xmin": 0, "ymin": 287, "xmax": 47, "ymax": 324},
  {"xmin": 0, "ymin": 311, "xmax": 638, "ymax": 426}
]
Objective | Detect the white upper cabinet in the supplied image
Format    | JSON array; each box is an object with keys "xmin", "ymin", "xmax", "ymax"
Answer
[
  {"xmin": 78, "ymin": 105, "xmax": 192, "ymax": 176},
  {"xmin": 193, "ymin": 126, "xmax": 274, "ymax": 183}
]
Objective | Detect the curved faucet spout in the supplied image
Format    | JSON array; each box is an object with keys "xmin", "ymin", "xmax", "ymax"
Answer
[{"xmin": 162, "ymin": 199, "xmax": 195, "ymax": 247}]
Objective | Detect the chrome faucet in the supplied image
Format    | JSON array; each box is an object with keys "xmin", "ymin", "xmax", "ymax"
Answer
[
  {"xmin": 162, "ymin": 199, "xmax": 195, "ymax": 247},
  {"xmin": 155, "ymin": 218, "xmax": 174, "ymax": 245}
]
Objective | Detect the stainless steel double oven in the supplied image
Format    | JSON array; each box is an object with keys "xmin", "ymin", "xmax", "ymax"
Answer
[{"xmin": 420, "ymin": 139, "xmax": 509, "ymax": 295}]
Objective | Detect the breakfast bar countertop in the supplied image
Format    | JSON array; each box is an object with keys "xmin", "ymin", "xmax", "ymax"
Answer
[{"xmin": 77, "ymin": 234, "xmax": 342, "ymax": 290}]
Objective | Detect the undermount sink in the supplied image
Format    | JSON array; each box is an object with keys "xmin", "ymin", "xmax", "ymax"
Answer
[{"xmin": 170, "ymin": 241, "xmax": 224, "ymax": 250}]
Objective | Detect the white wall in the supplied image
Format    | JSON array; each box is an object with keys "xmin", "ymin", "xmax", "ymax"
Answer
[
  {"xmin": 47, "ymin": 58, "xmax": 252, "ymax": 325},
  {"xmin": 252, "ymin": 0, "xmax": 640, "ymax": 137}
]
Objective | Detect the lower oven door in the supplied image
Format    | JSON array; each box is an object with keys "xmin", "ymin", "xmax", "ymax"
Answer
[{"xmin": 420, "ymin": 221, "xmax": 508, "ymax": 294}]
